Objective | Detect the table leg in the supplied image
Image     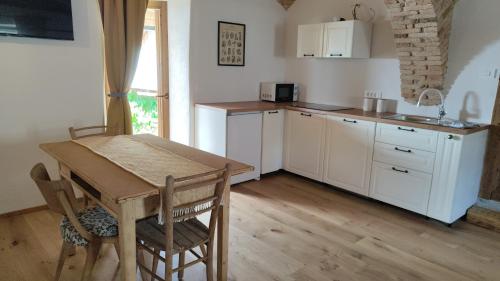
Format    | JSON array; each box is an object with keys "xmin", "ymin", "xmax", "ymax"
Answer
[
  {"xmin": 119, "ymin": 200, "xmax": 137, "ymax": 281},
  {"xmin": 217, "ymin": 182, "xmax": 230, "ymax": 281}
]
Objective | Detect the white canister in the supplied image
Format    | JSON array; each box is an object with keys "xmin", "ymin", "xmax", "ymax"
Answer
[
  {"xmin": 363, "ymin": 98, "xmax": 375, "ymax": 112},
  {"xmin": 376, "ymin": 99, "xmax": 388, "ymax": 113}
]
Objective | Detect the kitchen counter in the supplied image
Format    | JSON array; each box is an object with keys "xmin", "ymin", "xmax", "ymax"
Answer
[{"xmin": 196, "ymin": 101, "xmax": 490, "ymax": 135}]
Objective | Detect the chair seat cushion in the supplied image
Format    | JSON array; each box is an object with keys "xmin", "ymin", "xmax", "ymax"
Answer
[{"xmin": 60, "ymin": 206, "xmax": 118, "ymax": 246}]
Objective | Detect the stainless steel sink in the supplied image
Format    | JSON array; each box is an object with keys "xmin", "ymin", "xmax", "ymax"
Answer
[
  {"xmin": 383, "ymin": 114, "xmax": 481, "ymax": 129},
  {"xmin": 383, "ymin": 114, "xmax": 440, "ymax": 125}
]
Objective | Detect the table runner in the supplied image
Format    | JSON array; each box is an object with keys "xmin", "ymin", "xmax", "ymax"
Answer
[{"xmin": 72, "ymin": 134, "xmax": 217, "ymax": 223}]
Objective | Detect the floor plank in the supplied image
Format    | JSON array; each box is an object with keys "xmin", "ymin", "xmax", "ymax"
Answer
[{"xmin": 1, "ymin": 172, "xmax": 500, "ymax": 281}]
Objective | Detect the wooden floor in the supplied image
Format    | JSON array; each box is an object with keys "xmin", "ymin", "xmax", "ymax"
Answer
[{"xmin": 2, "ymin": 172, "xmax": 500, "ymax": 281}]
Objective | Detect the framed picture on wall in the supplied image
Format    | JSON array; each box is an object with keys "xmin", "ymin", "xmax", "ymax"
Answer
[{"xmin": 218, "ymin": 21, "xmax": 246, "ymax": 66}]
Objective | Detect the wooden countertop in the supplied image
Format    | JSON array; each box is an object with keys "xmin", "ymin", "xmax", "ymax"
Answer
[
  {"xmin": 196, "ymin": 101, "xmax": 290, "ymax": 113},
  {"xmin": 196, "ymin": 101, "xmax": 490, "ymax": 135}
]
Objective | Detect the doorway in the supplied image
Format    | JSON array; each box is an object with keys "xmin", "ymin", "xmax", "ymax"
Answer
[{"xmin": 129, "ymin": 1, "xmax": 169, "ymax": 138}]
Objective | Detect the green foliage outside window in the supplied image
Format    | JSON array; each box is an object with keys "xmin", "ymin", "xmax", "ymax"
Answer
[{"xmin": 128, "ymin": 90, "xmax": 158, "ymax": 135}]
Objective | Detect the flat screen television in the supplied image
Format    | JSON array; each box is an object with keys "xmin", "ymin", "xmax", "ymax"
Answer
[{"xmin": 0, "ymin": 0, "xmax": 74, "ymax": 41}]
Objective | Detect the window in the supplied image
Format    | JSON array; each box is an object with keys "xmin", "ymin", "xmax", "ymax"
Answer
[{"xmin": 129, "ymin": 2, "xmax": 168, "ymax": 137}]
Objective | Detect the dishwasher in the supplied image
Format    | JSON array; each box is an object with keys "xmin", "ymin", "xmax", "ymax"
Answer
[{"xmin": 227, "ymin": 111, "xmax": 262, "ymax": 184}]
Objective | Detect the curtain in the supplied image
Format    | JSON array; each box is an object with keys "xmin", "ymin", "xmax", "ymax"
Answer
[{"xmin": 99, "ymin": 0, "xmax": 149, "ymax": 135}]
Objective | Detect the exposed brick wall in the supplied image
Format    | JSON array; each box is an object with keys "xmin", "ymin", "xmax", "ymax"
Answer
[
  {"xmin": 384, "ymin": 0, "xmax": 456, "ymax": 105},
  {"xmin": 277, "ymin": 0, "xmax": 296, "ymax": 10}
]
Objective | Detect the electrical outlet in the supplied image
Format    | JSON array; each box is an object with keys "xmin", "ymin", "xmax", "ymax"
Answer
[
  {"xmin": 364, "ymin": 90, "xmax": 382, "ymax": 99},
  {"xmin": 364, "ymin": 91, "xmax": 374, "ymax": 98}
]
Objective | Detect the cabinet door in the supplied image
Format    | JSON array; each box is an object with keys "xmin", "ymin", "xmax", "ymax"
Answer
[
  {"xmin": 284, "ymin": 110, "xmax": 326, "ymax": 181},
  {"xmin": 323, "ymin": 116, "xmax": 375, "ymax": 196},
  {"xmin": 370, "ymin": 162, "xmax": 432, "ymax": 215},
  {"xmin": 427, "ymin": 133, "xmax": 463, "ymax": 223},
  {"xmin": 322, "ymin": 22, "xmax": 353, "ymax": 58},
  {"xmin": 227, "ymin": 113, "xmax": 263, "ymax": 184},
  {"xmin": 297, "ymin": 24, "xmax": 324, "ymax": 58},
  {"xmin": 261, "ymin": 110, "xmax": 284, "ymax": 174}
]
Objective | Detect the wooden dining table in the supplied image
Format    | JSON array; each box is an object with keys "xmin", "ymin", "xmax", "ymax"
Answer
[{"xmin": 40, "ymin": 134, "xmax": 252, "ymax": 281}]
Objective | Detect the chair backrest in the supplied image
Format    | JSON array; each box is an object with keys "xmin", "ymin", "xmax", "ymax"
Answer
[
  {"xmin": 68, "ymin": 125, "xmax": 112, "ymax": 140},
  {"xmin": 30, "ymin": 163, "xmax": 78, "ymax": 215},
  {"xmin": 30, "ymin": 163, "xmax": 95, "ymax": 241},
  {"xmin": 161, "ymin": 163, "xmax": 232, "ymax": 251}
]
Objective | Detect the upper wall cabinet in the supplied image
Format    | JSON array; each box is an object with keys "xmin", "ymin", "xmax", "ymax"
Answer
[
  {"xmin": 297, "ymin": 20, "xmax": 372, "ymax": 59},
  {"xmin": 297, "ymin": 24, "xmax": 324, "ymax": 58}
]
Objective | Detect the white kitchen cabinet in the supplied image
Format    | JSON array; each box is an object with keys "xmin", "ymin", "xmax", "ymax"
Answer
[
  {"xmin": 284, "ymin": 110, "xmax": 326, "ymax": 181},
  {"xmin": 323, "ymin": 116, "xmax": 375, "ymax": 196},
  {"xmin": 261, "ymin": 110, "xmax": 284, "ymax": 174},
  {"xmin": 297, "ymin": 24, "xmax": 324, "ymax": 58},
  {"xmin": 195, "ymin": 105, "xmax": 262, "ymax": 184},
  {"xmin": 376, "ymin": 123, "xmax": 439, "ymax": 152},
  {"xmin": 297, "ymin": 20, "xmax": 372, "ymax": 59},
  {"xmin": 373, "ymin": 142, "xmax": 436, "ymax": 174},
  {"xmin": 322, "ymin": 20, "xmax": 372, "ymax": 58},
  {"xmin": 427, "ymin": 131, "xmax": 488, "ymax": 223},
  {"xmin": 370, "ymin": 162, "xmax": 433, "ymax": 215},
  {"xmin": 197, "ymin": 102, "xmax": 490, "ymax": 225}
]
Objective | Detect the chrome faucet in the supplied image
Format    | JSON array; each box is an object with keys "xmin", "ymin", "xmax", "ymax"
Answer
[{"xmin": 417, "ymin": 88, "xmax": 447, "ymax": 123}]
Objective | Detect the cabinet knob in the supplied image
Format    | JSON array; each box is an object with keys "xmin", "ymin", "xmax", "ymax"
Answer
[
  {"xmin": 398, "ymin": 127, "xmax": 416, "ymax": 132},
  {"xmin": 395, "ymin": 147, "xmax": 412, "ymax": 153},
  {"xmin": 392, "ymin": 167, "xmax": 409, "ymax": 174},
  {"xmin": 343, "ymin": 118, "xmax": 357, "ymax": 124},
  {"xmin": 448, "ymin": 135, "xmax": 454, "ymax": 140}
]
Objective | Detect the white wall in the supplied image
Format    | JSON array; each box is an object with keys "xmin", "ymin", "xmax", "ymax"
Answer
[
  {"xmin": 0, "ymin": 0, "xmax": 104, "ymax": 214},
  {"xmin": 187, "ymin": 0, "xmax": 287, "ymax": 144},
  {"xmin": 284, "ymin": 0, "xmax": 500, "ymax": 124},
  {"xmin": 189, "ymin": 0, "xmax": 287, "ymax": 104},
  {"xmin": 168, "ymin": 0, "xmax": 192, "ymax": 145}
]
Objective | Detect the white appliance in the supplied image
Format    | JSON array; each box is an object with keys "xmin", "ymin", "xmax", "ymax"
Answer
[
  {"xmin": 260, "ymin": 82, "xmax": 299, "ymax": 102},
  {"xmin": 227, "ymin": 112, "xmax": 262, "ymax": 184},
  {"xmin": 195, "ymin": 106, "xmax": 262, "ymax": 184}
]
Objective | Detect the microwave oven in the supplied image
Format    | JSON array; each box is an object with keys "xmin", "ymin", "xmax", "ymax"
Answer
[{"xmin": 260, "ymin": 82, "xmax": 299, "ymax": 102}]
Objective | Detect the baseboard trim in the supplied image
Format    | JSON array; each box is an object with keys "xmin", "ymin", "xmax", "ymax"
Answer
[
  {"xmin": 0, "ymin": 197, "xmax": 86, "ymax": 218},
  {"xmin": 0, "ymin": 205, "xmax": 49, "ymax": 218}
]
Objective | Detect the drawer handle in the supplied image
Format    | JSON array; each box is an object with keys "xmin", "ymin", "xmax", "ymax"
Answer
[
  {"xmin": 398, "ymin": 127, "xmax": 416, "ymax": 132},
  {"xmin": 448, "ymin": 135, "xmax": 454, "ymax": 140},
  {"xmin": 303, "ymin": 54, "xmax": 315, "ymax": 57},
  {"xmin": 343, "ymin": 118, "xmax": 358, "ymax": 124},
  {"xmin": 300, "ymin": 113, "xmax": 312, "ymax": 117},
  {"xmin": 394, "ymin": 147, "xmax": 412, "ymax": 153},
  {"xmin": 330, "ymin": 53, "xmax": 343, "ymax": 57},
  {"xmin": 392, "ymin": 167, "xmax": 409, "ymax": 174},
  {"xmin": 268, "ymin": 111, "xmax": 279, "ymax": 114}
]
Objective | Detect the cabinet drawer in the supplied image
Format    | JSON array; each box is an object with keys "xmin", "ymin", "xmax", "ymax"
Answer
[
  {"xmin": 373, "ymin": 142, "xmax": 435, "ymax": 174},
  {"xmin": 376, "ymin": 123, "xmax": 438, "ymax": 152},
  {"xmin": 369, "ymin": 161, "xmax": 432, "ymax": 215}
]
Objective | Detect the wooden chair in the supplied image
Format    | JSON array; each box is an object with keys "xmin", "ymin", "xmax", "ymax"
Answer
[
  {"xmin": 68, "ymin": 125, "xmax": 113, "ymax": 206},
  {"xmin": 30, "ymin": 163, "xmax": 120, "ymax": 281},
  {"xmin": 68, "ymin": 125, "xmax": 112, "ymax": 140},
  {"xmin": 135, "ymin": 163, "xmax": 232, "ymax": 281}
]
